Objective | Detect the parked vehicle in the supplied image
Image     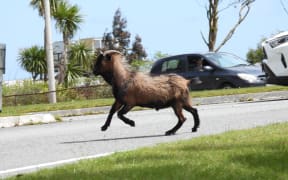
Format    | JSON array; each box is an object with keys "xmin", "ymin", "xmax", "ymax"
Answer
[
  {"xmin": 262, "ymin": 31, "xmax": 288, "ymax": 85},
  {"xmin": 150, "ymin": 52, "xmax": 266, "ymax": 90}
]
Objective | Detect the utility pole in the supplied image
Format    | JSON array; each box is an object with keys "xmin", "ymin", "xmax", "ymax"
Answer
[{"xmin": 44, "ymin": 0, "xmax": 57, "ymax": 103}]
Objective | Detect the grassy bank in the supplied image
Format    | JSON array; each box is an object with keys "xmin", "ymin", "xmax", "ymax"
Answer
[
  {"xmin": 1, "ymin": 98, "xmax": 114, "ymax": 117},
  {"xmin": 190, "ymin": 84, "xmax": 288, "ymax": 98},
  {"xmin": 7, "ymin": 122, "xmax": 288, "ymax": 180},
  {"xmin": 1, "ymin": 85, "xmax": 288, "ymax": 117}
]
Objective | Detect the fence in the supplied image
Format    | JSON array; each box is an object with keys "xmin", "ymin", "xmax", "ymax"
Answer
[{"xmin": 3, "ymin": 84, "xmax": 113, "ymax": 106}]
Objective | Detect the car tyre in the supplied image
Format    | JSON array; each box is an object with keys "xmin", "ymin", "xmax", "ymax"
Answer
[{"xmin": 220, "ymin": 83, "xmax": 234, "ymax": 89}]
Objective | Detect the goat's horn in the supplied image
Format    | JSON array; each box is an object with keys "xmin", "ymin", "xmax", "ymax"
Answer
[{"xmin": 103, "ymin": 50, "xmax": 122, "ymax": 56}]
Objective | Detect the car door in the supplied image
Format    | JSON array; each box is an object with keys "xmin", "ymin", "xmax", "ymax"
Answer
[{"xmin": 185, "ymin": 55, "xmax": 217, "ymax": 90}]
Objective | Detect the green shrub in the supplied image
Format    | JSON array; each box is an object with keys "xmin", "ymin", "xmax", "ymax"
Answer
[{"xmin": 2, "ymin": 80, "xmax": 112, "ymax": 106}]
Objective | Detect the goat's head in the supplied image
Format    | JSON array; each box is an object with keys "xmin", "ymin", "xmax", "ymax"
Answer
[{"xmin": 93, "ymin": 50, "xmax": 122, "ymax": 76}]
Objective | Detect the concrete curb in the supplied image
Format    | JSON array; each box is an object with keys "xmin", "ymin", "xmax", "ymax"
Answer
[
  {"xmin": 0, "ymin": 114, "xmax": 56, "ymax": 128},
  {"xmin": 1, "ymin": 91, "xmax": 288, "ymax": 128}
]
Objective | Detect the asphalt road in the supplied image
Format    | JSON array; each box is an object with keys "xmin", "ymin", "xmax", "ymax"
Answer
[{"xmin": 1, "ymin": 100, "xmax": 288, "ymax": 177}]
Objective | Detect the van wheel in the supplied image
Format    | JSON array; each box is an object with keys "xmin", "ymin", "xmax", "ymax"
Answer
[{"xmin": 220, "ymin": 83, "xmax": 234, "ymax": 89}]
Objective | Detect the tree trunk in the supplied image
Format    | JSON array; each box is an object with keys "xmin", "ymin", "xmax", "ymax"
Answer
[
  {"xmin": 203, "ymin": 0, "xmax": 254, "ymax": 52},
  {"xmin": 58, "ymin": 32, "xmax": 69, "ymax": 84},
  {"xmin": 43, "ymin": 0, "xmax": 57, "ymax": 103},
  {"xmin": 208, "ymin": 0, "xmax": 218, "ymax": 52}
]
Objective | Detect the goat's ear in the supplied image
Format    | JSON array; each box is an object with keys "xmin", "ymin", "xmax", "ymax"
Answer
[{"xmin": 95, "ymin": 52, "xmax": 104, "ymax": 63}]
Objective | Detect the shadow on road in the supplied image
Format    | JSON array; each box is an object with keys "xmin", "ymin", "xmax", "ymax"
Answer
[{"xmin": 61, "ymin": 132, "xmax": 191, "ymax": 144}]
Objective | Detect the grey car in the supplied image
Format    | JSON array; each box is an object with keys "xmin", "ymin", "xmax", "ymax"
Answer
[{"xmin": 150, "ymin": 52, "xmax": 266, "ymax": 90}]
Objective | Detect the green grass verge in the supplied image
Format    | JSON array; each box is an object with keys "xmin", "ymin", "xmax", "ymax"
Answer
[
  {"xmin": 1, "ymin": 85, "xmax": 288, "ymax": 117},
  {"xmin": 7, "ymin": 122, "xmax": 288, "ymax": 180},
  {"xmin": 0, "ymin": 98, "xmax": 114, "ymax": 117},
  {"xmin": 190, "ymin": 85, "xmax": 288, "ymax": 98}
]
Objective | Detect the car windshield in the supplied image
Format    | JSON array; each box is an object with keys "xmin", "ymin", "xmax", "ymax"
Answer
[{"xmin": 204, "ymin": 53, "xmax": 249, "ymax": 68}]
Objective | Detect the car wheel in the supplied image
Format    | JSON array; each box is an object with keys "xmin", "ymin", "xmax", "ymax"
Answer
[{"xmin": 220, "ymin": 83, "xmax": 234, "ymax": 89}]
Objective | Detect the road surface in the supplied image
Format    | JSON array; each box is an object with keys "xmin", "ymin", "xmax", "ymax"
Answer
[{"xmin": 1, "ymin": 100, "xmax": 288, "ymax": 177}]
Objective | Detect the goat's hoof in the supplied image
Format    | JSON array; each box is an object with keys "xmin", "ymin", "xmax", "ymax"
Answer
[
  {"xmin": 192, "ymin": 128, "xmax": 198, "ymax": 132},
  {"xmin": 165, "ymin": 130, "xmax": 175, "ymax": 136},
  {"xmin": 129, "ymin": 121, "xmax": 135, "ymax": 127},
  {"xmin": 101, "ymin": 125, "xmax": 108, "ymax": 131}
]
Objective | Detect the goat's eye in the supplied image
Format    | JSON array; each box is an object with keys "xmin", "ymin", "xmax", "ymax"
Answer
[{"xmin": 105, "ymin": 55, "xmax": 112, "ymax": 61}]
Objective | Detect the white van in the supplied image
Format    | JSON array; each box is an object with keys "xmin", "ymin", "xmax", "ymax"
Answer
[{"xmin": 262, "ymin": 31, "xmax": 288, "ymax": 85}]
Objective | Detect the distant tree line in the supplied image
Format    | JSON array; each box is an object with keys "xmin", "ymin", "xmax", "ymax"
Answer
[
  {"xmin": 19, "ymin": 1, "xmax": 147, "ymax": 86},
  {"xmin": 99, "ymin": 8, "xmax": 147, "ymax": 64},
  {"xmin": 21, "ymin": 0, "xmax": 277, "ymax": 85}
]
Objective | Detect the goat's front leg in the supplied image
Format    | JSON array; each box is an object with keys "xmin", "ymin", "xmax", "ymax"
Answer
[
  {"xmin": 102, "ymin": 101, "xmax": 122, "ymax": 131},
  {"xmin": 117, "ymin": 105, "xmax": 135, "ymax": 127}
]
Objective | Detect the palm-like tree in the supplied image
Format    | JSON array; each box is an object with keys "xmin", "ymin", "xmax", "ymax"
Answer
[
  {"xmin": 30, "ymin": 0, "xmax": 59, "ymax": 48},
  {"xmin": 69, "ymin": 42, "xmax": 93, "ymax": 72},
  {"xmin": 64, "ymin": 62, "xmax": 85, "ymax": 87},
  {"xmin": 30, "ymin": 0, "xmax": 58, "ymax": 16},
  {"xmin": 61, "ymin": 42, "xmax": 91, "ymax": 87},
  {"xmin": 30, "ymin": 0, "xmax": 84, "ymax": 86},
  {"xmin": 18, "ymin": 46, "xmax": 47, "ymax": 81},
  {"xmin": 53, "ymin": 1, "xmax": 83, "ymax": 84},
  {"xmin": 30, "ymin": 0, "xmax": 59, "ymax": 83}
]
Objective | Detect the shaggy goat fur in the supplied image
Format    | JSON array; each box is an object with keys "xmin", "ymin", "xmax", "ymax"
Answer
[{"xmin": 93, "ymin": 50, "xmax": 200, "ymax": 135}]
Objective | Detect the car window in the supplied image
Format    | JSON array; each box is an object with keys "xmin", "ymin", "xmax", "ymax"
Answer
[
  {"xmin": 204, "ymin": 53, "xmax": 249, "ymax": 68},
  {"xmin": 187, "ymin": 56, "xmax": 210, "ymax": 71},
  {"xmin": 161, "ymin": 58, "xmax": 182, "ymax": 73}
]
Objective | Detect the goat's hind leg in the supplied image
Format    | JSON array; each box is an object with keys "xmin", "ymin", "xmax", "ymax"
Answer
[
  {"xmin": 165, "ymin": 106, "xmax": 186, "ymax": 136},
  {"xmin": 184, "ymin": 105, "xmax": 200, "ymax": 132},
  {"xmin": 117, "ymin": 105, "xmax": 135, "ymax": 127}
]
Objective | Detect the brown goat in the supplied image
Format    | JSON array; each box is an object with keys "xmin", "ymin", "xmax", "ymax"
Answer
[{"xmin": 93, "ymin": 50, "xmax": 200, "ymax": 135}]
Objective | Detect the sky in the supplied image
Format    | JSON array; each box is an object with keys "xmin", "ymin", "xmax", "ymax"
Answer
[{"xmin": 0, "ymin": 0, "xmax": 287, "ymax": 81}]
